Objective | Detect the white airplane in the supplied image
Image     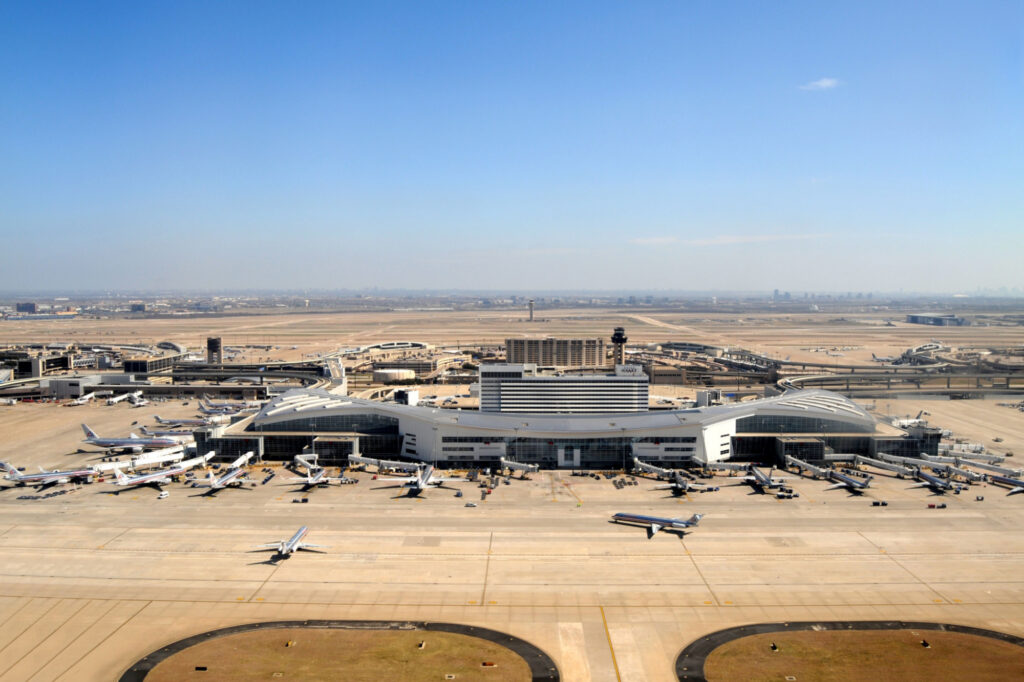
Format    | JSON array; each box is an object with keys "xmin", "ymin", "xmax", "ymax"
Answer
[
  {"xmin": 908, "ymin": 468, "xmax": 955, "ymax": 494},
  {"xmin": 735, "ymin": 465, "xmax": 789, "ymax": 493},
  {"xmin": 66, "ymin": 392, "xmax": 96, "ymax": 406},
  {"xmin": 140, "ymin": 426, "xmax": 194, "ymax": 438},
  {"xmin": 824, "ymin": 469, "xmax": 872, "ymax": 493},
  {"xmin": 201, "ymin": 468, "xmax": 249, "ymax": 492},
  {"xmin": 81, "ymin": 424, "xmax": 183, "ymax": 453},
  {"xmin": 110, "ymin": 451, "xmax": 213, "ymax": 491},
  {"xmin": 375, "ymin": 464, "xmax": 459, "ymax": 497},
  {"xmin": 289, "ymin": 467, "xmax": 355, "ymax": 490},
  {"xmin": 197, "ymin": 401, "xmax": 238, "ymax": 415},
  {"xmin": 1, "ymin": 462, "xmax": 95, "ymax": 488},
  {"xmin": 255, "ymin": 526, "xmax": 326, "ymax": 559},
  {"xmin": 128, "ymin": 394, "xmax": 149, "ymax": 408},
  {"xmin": 611, "ymin": 512, "xmax": 704, "ymax": 538},
  {"xmin": 155, "ymin": 415, "xmax": 220, "ymax": 426},
  {"xmin": 872, "ymin": 353, "xmax": 899, "ymax": 363},
  {"xmin": 988, "ymin": 474, "xmax": 1024, "ymax": 496},
  {"xmin": 111, "ymin": 463, "xmax": 189, "ymax": 491},
  {"xmin": 107, "ymin": 391, "xmax": 141, "ymax": 406},
  {"xmin": 202, "ymin": 395, "xmax": 261, "ymax": 409},
  {"xmin": 500, "ymin": 457, "xmax": 539, "ymax": 479},
  {"xmin": 633, "ymin": 457, "xmax": 710, "ymax": 496}
]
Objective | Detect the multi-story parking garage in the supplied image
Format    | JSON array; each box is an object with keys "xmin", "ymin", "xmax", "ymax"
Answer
[{"xmin": 196, "ymin": 387, "xmax": 938, "ymax": 468}]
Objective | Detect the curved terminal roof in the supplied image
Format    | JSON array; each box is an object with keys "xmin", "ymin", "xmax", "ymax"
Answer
[{"xmin": 253, "ymin": 388, "xmax": 876, "ymax": 434}]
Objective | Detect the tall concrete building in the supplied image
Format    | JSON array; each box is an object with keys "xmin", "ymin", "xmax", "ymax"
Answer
[
  {"xmin": 206, "ymin": 337, "xmax": 223, "ymax": 364},
  {"xmin": 479, "ymin": 363, "xmax": 648, "ymax": 414},
  {"xmin": 505, "ymin": 337, "xmax": 605, "ymax": 368}
]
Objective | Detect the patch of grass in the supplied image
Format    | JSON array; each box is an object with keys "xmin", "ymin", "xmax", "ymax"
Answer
[
  {"xmin": 147, "ymin": 628, "xmax": 530, "ymax": 681},
  {"xmin": 705, "ymin": 629, "xmax": 1024, "ymax": 682}
]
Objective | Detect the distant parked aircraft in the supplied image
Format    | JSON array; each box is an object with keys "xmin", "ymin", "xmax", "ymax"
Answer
[
  {"xmin": 1, "ymin": 462, "xmax": 94, "ymax": 489},
  {"xmin": 872, "ymin": 353, "xmax": 899, "ymax": 363},
  {"xmin": 611, "ymin": 512, "xmax": 704, "ymax": 538},
  {"xmin": 81, "ymin": 424, "xmax": 183, "ymax": 453}
]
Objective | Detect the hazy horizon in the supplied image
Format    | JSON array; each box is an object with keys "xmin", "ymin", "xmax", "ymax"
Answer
[{"xmin": 2, "ymin": 2, "xmax": 1021, "ymax": 292}]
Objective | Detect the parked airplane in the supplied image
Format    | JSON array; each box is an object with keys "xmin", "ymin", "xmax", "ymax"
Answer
[
  {"xmin": 255, "ymin": 526, "xmax": 326, "ymax": 559},
  {"xmin": 154, "ymin": 415, "xmax": 220, "ymax": 426},
  {"xmin": 872, "ymin": 353, "xmax": 900, "ymax": 363},
  {"xmin": 110, "ymin": 451, "xmax": 213, "ymax": 491},
  {"xmin": 111, "ymin": 463, "xmax": 188, "ymax": 490},
  {"xmin": 201, "ymin": 467, "xmax": 250, "ymax": 492},
  {"xmin": 1, "ymin": 462, "xmax": 95, "ymax": 488},
  {"xmin": 825, "ymin": 469, "xmax": 872, "ymax": 493},
  {"xmin": 988, "ymin": 474, "xmax": 1024, "ymax": 496},
  {"xmin": 140, "ymin": 426, "xmax": 194, "ymax": 438},
  {"xmin": 909, "ymin": 468, "xmax": 955, "ymax": 493},
  {"xmin": 197, "ymin": 401, "xmax": 238, "ymax": 415},
  {"xmin": 375, "ymin": 464, "xmax": 459, "ymax": 497},
  {"xmin": 735, "ymin": 465, "xmax": 789, "ymax": 493},
  {"xmin": 107, "ymin": 391, "xmax": 141, "ymax": 406},
  {"xmin": 202, "ymin": 395, "xmax": 261, "ymax": 409},
  {"xmin": 611, "ymin": 512, "xmax": 704, "ymax": 538},
  {"xmin": 81, "ymin": 424, "xmax": 183, "ymax": 452}
]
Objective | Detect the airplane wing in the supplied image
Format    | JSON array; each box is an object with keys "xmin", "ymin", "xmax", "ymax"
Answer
[
  {"xmin": 299, "ymin": 542, "xmax": 328, "ymax": 549},
  {"xmin": 824, "ymin": 482, "xmax": 848, "ymax": 490},
  {"xmin": 256, "ymin": 542, "xmax": 282, "ymax": 548},
  {"xmin": 376, "ymin": 476, "xmax": 416, "ymax": 483},
  {"xmin": 1006, "ymin": 486, "xmax": 1024, "ymax": 496}
]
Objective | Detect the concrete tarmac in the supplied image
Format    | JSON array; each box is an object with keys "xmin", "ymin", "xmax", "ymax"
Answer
[{"xmin": 0, "ymin": 407, "xmax": 1022, "ymax": 680}]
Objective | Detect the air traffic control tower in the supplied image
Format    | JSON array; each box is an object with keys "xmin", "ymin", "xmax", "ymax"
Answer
[{"xmin": 611, "ymin": 326, "xmax": 627, "ymax": 365}]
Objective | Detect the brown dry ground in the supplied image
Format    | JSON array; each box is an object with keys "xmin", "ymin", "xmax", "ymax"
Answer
[
  {"xmin": 145, "ymin": 628, "xmax": 530, "ymax": 682},
  {"xmin": 2, "ymin": 308, "xmax": 1021, "ymax": 359},
  {"xmin": 704, "ymin": 629, "xmax": 1024, "ymax": 682}
]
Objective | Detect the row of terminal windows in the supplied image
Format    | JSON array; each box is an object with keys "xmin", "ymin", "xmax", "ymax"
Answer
[
  {"xmin": 255, "ymin": 414, "xmax": 399, "ymax": 434},
  {"xmin": 442, "ymin": 446, "xmax": 476, "ymax": 452},
  {"xmin": 736, "ymin": 415, "xmax": 873, "ymax": 434}
]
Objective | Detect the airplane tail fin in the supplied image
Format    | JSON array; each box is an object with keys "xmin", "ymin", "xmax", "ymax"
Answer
[
  {"xmin": 140, "ymin": 426, "xmax": 151, "ymax": 435},
  {"xmin": 0, "ymin": 461, "xmax": 15, "ymax": 474},
  {"xmin": 687, "ymin": 513, "xmax": 704, "ymax": 526},
  {"xmin": 81, "ymin": 424, "xmax": 97, "ymax": 439},
  {"xmin": 129, "ymin": 432, "xmax": 139, "ymax": 439},
  {"xmin": 113, "ymin": 468, "xmax": 128, "ymax": 483}
]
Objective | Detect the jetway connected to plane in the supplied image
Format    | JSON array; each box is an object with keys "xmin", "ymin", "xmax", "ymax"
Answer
[
  {"xmin": 853, "ymin": 455, "xmax": 913, "ymax": 477},
  {"xmin": 784, "ymin": 455, "xmax": 827, "ymax": 478}
]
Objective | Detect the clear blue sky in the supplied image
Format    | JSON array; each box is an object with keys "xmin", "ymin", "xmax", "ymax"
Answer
[{"xmin": 1, "ymin": 2, "xmax": 1021, "ymax": 292}]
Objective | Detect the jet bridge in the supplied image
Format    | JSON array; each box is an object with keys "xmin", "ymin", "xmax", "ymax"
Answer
[
  {"xmin": 853, "ymin": 455, "xmax": 912, "ymax": 477},
  {"xmin": 784, "ymin": 455, "xmax": 827, "ymax": 478},
  {"xmin": 958, "ymin": 458, "xmax": 1024, "ymax": 478}
]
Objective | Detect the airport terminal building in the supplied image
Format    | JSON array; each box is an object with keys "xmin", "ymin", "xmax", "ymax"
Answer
[{"xmin": 196, "ymin": 387, "xmax": 936, "ymax": 469}]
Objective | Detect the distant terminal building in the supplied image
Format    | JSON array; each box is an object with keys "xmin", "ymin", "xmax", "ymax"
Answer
[
  {"xmin": 123, "ymin": 351, "xmax": 188, "ymax": 374},
  {"xmin": 130, "ymin": 303, "xmax": 147, "ymax": 313},
  {"xmin": 194, "ymin": 387, "xmax": 934, "ymax": 469},
  {"xmin": 479, "ymin": 363, "xmax": 649, "ymax": 414},
  {"xmin": 372, "ymin": 355, "xmax": 462, "ymax": 377},
  {"xmin": 15, "ymin": 302, "xmax": 38, "ymax": 313},
  {"xmin": 906, "ymin": 313, "xmax": 969, "ymax": 327},
  {"xmin": 505, "ymin": 337, "xmax": 605, "ymax": 368}
]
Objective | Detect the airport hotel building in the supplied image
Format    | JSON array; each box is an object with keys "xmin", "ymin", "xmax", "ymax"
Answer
[{"xmin": 196, "ymin": 364, "xmax": 939, "ymax": 469}]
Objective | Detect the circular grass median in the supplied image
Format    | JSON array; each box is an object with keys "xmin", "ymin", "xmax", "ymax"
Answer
[
  {"xmin": 122, "ymin": 620, "xmax": 558, "ymax": 681},
  {"xmin": 677, "ymin": 621, "xmax": 1024, "ymax": 682}
]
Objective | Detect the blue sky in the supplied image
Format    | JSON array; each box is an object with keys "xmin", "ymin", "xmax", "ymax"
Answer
[{"xmin": 1, "ymin": 2, "xmax": 1021, "ymax": 292}]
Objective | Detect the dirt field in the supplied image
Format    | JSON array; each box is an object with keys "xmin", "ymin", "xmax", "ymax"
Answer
[
  {"xmin": 872, "ymin": 398, "xmax": 1024, "ymax": 458},
  {"xmin": 704, "ymin": 629, "xmax": 1024, "ymax": 681},
  {"xmin": 146, "ymin": 628, "xmax": 530, "ymax": 681}
]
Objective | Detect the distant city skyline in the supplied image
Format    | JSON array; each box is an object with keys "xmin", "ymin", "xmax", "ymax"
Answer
[{"xmin": 2, "ymin": 2, "xmax": 1021, "ymax": 292}]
